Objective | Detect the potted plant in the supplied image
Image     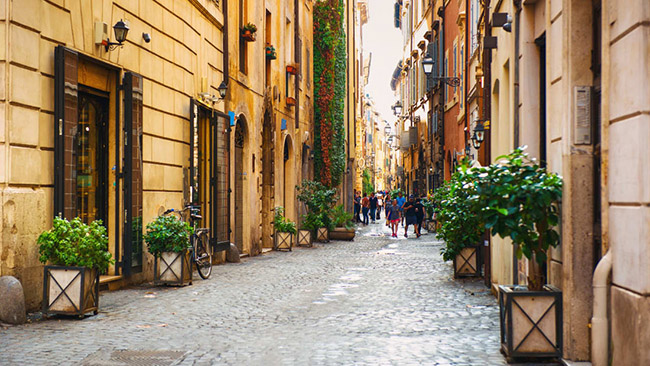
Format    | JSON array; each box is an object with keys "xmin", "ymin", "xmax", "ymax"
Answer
[
  {"xmin": 471, "ymin": 147, "xmax": 563, "ymax": 360},
  {"xmin": 421, "ymin": 198, "xmax": 436, "ymax": 233},
  {"xmin": 242, "ymin": 22, "xmax": 257, "ymax": 42},
  {"xmin": 297, "ymin": 213, "xmax": 321, "ymax": 247},
  {"xmin": 286, "ymin": 64, "xmax": 299, "ymax": 75},
  {"xmin": 273, "ymin": 207, "xmax": 296, "ymax": 251},
  {"xmin": 432, "ymin": 165, "xmax": 483, "ymax": 278},
  {"xmin": 144, "ymin": 215, "xmax": 193, "ymax": 286},
  {"xmin": 328, "ymin": 205, "xmax": 356, "ymax": 241},
  {"xmin": 265, "ymin": 44, "xmax": 277, "ymax": 60},
  {"xmin": 38, "ymin": 217, "xmax": 113, "ymax": 317},
  {"xmin": 297, "ymin": 180, "xmax": 337, "ymax": 243}
]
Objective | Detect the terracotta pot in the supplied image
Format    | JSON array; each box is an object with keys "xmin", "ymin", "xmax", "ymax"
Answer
[
  {"xmin": 242, "ymin": 30, "xmax": 256, "ymax": 42},
  {"xmin": 286, "ymin": 97, "xmax": 296, "ymax": 106},
  {"xmin": 328, "ymin": 227, "xmax": 356, "ymax": 241}
]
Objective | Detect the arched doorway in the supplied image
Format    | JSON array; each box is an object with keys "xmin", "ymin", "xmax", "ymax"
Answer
[
  {"xmin": 261, "ymin": 112, "xmax": 274, "ymax": 248},
  {"xmin": 283, "ymin": 136, "xmax": 294, "ymax": 222},
  {"xmin": 234, "ymin": 118, "xmax": 246, "ymax": 253}
]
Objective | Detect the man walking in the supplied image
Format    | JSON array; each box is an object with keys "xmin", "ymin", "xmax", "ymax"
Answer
[
  {"xmin": 353, "ymin": 191, "xmax": 361, "ymax": 223},
  {"xmin": 361, "ymin": 193, "xmax": 370, "ymax": 225},
  {"xmin": 369, "ymin": 192, "xmax": 378, "ymax": 224}
]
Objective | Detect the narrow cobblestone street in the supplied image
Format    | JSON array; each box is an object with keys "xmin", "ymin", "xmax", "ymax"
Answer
[{"xmin": 1, "ymin": 221, "xmax": 508, "ymax": 366}]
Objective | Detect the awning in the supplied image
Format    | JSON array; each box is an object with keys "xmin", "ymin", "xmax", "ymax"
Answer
[{"xmin": 390, "ymin": 60, "xmax": 404, "ymax": 91}]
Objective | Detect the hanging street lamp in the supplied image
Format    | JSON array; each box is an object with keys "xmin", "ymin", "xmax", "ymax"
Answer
[{"xmin": 104, "ymin": 20, "xmax": 130, "ymax": 51}]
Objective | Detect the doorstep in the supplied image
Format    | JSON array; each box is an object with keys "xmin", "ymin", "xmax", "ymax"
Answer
[
  {"xmin": 99, "ymin": 275, "xmax": 122, "ymax": 291},
  {"xmin": 561, "ymin": 360, "xmax": 591, "ymax": 366},
  {"xmin": 261, "ymin": 248, "xmax": 273, "ymax": 254}
]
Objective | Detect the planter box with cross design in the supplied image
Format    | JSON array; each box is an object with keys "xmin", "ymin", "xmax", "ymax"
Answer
[
  {"xmin": 154, "ymin": 249, "xmax": 192, "ymax": 286},
  {"xmin": 297, "ymin": 229, "xmax": 313, "ymax": 247},
  {"xmin": 499, "ymin": 285, "xmax": 563, "ymax": 361},
  {"xmin": 42, "ymin": 266, "xmax": 99, "ymax": 317},
  {"xmin": 316, "ymin": 227, "xmax": 329, "ymax": 242},
  {"xmin": 453, "ymin": 246, "xmax": 481, "ymax": 278},
  {"xmin": 274, "ymin": 231, "xmax": 293, "ymax": 251}
]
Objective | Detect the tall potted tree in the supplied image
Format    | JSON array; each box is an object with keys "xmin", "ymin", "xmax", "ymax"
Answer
[
  {"xmin": 297, "ymin": 180, "xmax": 337, "ymax": 243},
  {"xmin": 471, "ymin": 148, "xmax": 563, "ymax": 360},
  {"xmin": 432, "ymin": 163, "xmax": 483, "ymax": 278},
  {"xmin": 144, "ymin": 215, "xmax": 193, "ymax": 286},
  {"xmin": 38, "ymin": 217, "xmax": 113, "ymax": 317}
]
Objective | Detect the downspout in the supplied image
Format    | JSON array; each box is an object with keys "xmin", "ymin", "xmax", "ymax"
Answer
[
  {"xmin": 464, "ymin": 0, "xmax": 469, "ymax": 147},
  {"xmin": 438, "ymin": 5, "xmax": 445, "ymax": 171},
  {"xmin": 513, "ymin": 1, "xmax": 521, "ymax": 148},
  {"xmin": 591, "ymin": 250, "xmax": 612, "ymax": 366}
]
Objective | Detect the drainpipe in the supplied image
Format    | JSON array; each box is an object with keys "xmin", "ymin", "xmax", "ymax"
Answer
[
  {"xmin": 591, "ymin": 250, "xmax": 612, "ymax": 366},
  {"xmin": 223, "ymin": 0, "xmax": 229, "ymax": 88}
]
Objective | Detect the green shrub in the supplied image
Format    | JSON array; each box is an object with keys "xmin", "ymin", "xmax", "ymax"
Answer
[
  {"xmin": 37, "ymin": 217, "xmax": 113, "ymax": 272},
  {"xmin": 273, "ymin": 207, "xmax": 297, "ymax": 234},
  {"xmin": 144, "ymin": 215, "xmax": 192, "ymax": 257},
  {"xmin": 330, "ymin": 205, "xmax": 354, "ymax": 229},
  {"xmin": 297, "ymin": 180, "xmax": 337, "ymax": 230}
]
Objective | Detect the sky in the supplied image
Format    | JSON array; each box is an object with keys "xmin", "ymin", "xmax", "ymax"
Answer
[{"xmin": 362, "ymin": 1, "xmax": 403, "ymax": 128}]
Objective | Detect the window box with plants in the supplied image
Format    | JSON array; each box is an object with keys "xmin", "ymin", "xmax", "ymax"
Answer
[
  {"xmin": 144, "ymin": 215, "xmax": 193, "ymax": 286},
  {"xmin": 470, "ymin": 148, "xmax": 563, "ymax": 361},
  {"xmin": 265, "ymin": 45, "xmax": 277, "ymax": 60},
  {"xmin": 297, "ymin": 180, "xmax": 337, "ymax": 243},
  {"xmin": 433, "ymin": 166, "xmax": 483, "ymax": 278},
  {"xmin": 328, "ymin": 205, "xmax": 356, "ymax": 241},
  {"xmin": 241, "ymin": 23, "xmax": 257, "ymax": 42},
  {"xmin": 38, "ymin": 217, "xmax": 113, "ymax": 317},
  {"xmin": 273, "ymin": 207, "xmax": 296, "ymax": 251}
]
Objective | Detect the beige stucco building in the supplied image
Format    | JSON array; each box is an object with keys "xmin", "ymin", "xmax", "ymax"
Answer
[
  {"xmin": 483, "ymin": 0, "xmax": 650, "ymax": 363},
  {"xmin": 0, "ymin": 0, "xmax": 314, "ymax": 311}
]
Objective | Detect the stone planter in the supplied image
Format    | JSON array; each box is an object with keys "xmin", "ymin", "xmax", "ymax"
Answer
[
  {"xmin": 499, "ymin": 285, "xmax": 563, "ymax": 361},
  {"xmin": 154, "ymin": 249, "xmax": 192, "ymax": 286},
  {"xmin": 274, "ymin": 231, "xmax": 293, "ymax": 251},
  {"xmin": 297, "ymin": 229, "xmax": 313, "ymax": 247},
  {"xmin": 453, "ymin": 246, "xmax": 481, "ymax": 278},
  {"xmin": 328, "ymin": 227, "xmax": 356, "ymax": 241},
  {"xmin": 43, "ymin": 266, "xmax": 99, "ymax": 317},
  {"xmin": 316, "ymin": 227, "xmax": 329, "ymax": 242}
]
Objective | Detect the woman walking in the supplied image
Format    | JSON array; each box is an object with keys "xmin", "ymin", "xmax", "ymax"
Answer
[
  {"xmin": 387, "ymin": 199, "xmax": 401, "ymax": 237},
  {"xmin": 361, "ymin": 193, "xmax": 370, "ymax": 225}
]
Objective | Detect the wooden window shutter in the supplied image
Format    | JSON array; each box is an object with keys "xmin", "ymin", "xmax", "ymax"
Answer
[
  {"xmin": 54, "ymin": 46, "xmax": 79, "ymax": 219},
  {"xmin": 122, "ymin": 72, "xmax": 144, "ymax": 274}
]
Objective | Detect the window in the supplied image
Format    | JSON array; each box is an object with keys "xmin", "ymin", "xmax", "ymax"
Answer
[
  {"xmin": 265, "ymin": 10, "xmax": 271, "ymax": 86},
  {"xmin": 444, "ymin": 51, "xmax": 449, "ymax": 103},
  {"xmin": 239, "ymin": 0, "xmax": 248, "ymax": 74},
  {"xmin": 471, "ymin": 0, "xmax": 480, "ymax": 54},
  {"xmin": 460, "ymin": 42, "xmax": 464, "ymax": 110}
]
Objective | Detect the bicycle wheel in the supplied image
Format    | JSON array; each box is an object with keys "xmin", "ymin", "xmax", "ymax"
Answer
[{"xmin": 194, "ymin": 232, "xmax": 212, "ymax": 279}]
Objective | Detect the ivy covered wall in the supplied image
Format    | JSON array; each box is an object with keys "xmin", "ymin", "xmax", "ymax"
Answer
[{"xmin": 313, "ymin": 0, "xmax": 346, "ymax": 188}]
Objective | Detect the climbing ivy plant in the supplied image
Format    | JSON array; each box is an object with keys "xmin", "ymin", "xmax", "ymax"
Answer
[{"xmin": 314, "ymin": 0, "xmax": 346, "ymax": 188}]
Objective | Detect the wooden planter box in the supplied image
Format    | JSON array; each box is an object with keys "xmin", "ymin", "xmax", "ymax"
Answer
[
  {"xmin": 328, "ymin": 227, "xmax": 356, "ymax": 241},
  {"xmin": 499, "ymin": 285, "xmax": 563, "ymax": 361},
  {"xmin": 154, "ymin": 249, "xmax": 192, "ymax": 286},
  {"xmin": 316, "ymin": 227, "xmax": 329, "ymax": 242},
  {"xmin": 426, "ymin": 220, "xmax": 437, "ymax": 233},
  {"xmin": 43, "ymin": 266, "xmax": 99, "ymax": 317},
  {"xmin": 297, "ymin": 230, "xmax": 313, "ymax": 247},
  {"xmin": 274, "ymin": 231, "xmax": 293, "ymax": 251},
  {"xmin": 453, "ymin": 246, "xmax": 481, "ymax": 278}
]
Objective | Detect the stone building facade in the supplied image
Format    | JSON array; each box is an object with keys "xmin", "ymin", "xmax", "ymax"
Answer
[{"xmin": 0, "ymin": 0, "xmax": 314, "ymax": 311}]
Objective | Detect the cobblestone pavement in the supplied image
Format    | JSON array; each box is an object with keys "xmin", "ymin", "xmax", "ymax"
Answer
[{"xmin": 1, "ymin": 220, "xmax": 511, "ymax": 366}]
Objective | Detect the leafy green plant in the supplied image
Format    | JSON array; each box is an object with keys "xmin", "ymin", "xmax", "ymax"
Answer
[
  {"xmin": 432, "ymin": 162, "xmax": 484, "ymax": 262},
  {"xmin": 37, "ymin": 217, "xmax": 113, "ymax": 272},
  {"xmin": 389, "ymin": 188, "xmax": 403, "ymax": 198},
  {"xmin": 143, "ymin": 215, "xmax": 193, "ymax": 257},
  {"xmin": 297, "ymin": 180, "xmax": 337, "ymax": 230},
  {"xmin": 330, "ymin": 205, "xmax": 355, "ymax": 230},
  {"xmin": 300, "ymin": 212, "xmax": 323, "ymax": 232},
  {"xmin": 273, "ymin": 207, "xmax": 297, "ymax": 234},
  {"xmin": 242, "ymin": 22, "xmax": 257, "ymax": 33},
  {"xmin": 362, "ymin": 168, "xmax": 374, "ymax": 195},
  {"xmin": 470, "ymin": 147, "xmax": 562, "ymax": 291}
]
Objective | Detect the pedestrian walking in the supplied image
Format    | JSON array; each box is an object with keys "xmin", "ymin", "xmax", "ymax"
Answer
[
  {"xmin": 402, "ymin": 195, "xmax": 418, "ymax": 238},
  {"xmin": 369, "ymin": 192, "xmax": 378, "ymax": 224},
  {"xmin": 377, "ymin": 193, "xmax": 383, "ymax": 220},
  {"xmin": 396, "ymin": 192, "xmax": 406, "ymax": 226},
  {"xmin": 361, "ymin": 193, "xmax": 370, "ymax": 225},
  {"xmin": 414, "ymin": 197, "xmax": 424, "ymax": 238},
  {"xmin": 387, "ymin": 199, "xmax": 401, "ymax": 237},
  {"xmin": 384, "ymin": 194, "xmax": 392, "ymax": 226},
  {"xmin": 353, "ymin": 191, "xmax": 361, "ymax": 223}
]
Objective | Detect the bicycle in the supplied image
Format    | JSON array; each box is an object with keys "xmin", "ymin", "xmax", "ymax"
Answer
[{"xmin": 163, "ymin": 205, "xmax": 213, "ymax": 279}]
